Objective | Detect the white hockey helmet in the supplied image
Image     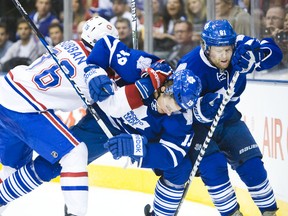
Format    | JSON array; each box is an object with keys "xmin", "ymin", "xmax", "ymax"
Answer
[{"xmin": 81, "ymin": 16, "xmax": 119, "ymax": 48}]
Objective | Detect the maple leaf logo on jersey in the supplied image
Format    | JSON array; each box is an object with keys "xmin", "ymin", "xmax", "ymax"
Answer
[
  {"xmin": 216, "ymin": 70, "xmax": 227, "ymax": 82},
  {"xmin": 122, "ymin": 109, "xmax": 149, "ymax": 130},
  {"xmin": 136, "ymin": 56, "xmax": 153, "ymax": 70}
]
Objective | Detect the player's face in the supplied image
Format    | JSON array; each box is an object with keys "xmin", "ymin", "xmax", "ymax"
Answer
[
  {"xmin": 209, "ymin": 45, "xmax": 233, "ymax": 69},
  {"xmin": 156, "ymin": 92, "xmax": 181, "ymax": 116}
]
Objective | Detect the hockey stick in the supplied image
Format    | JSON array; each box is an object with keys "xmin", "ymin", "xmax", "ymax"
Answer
[
  {"xmin": 12, "ymin": 0, "xmax": 113, "ymax": 138},
  {"xmin": 130, "ymin": 0, "xmax": 138, "ymax": 49}
]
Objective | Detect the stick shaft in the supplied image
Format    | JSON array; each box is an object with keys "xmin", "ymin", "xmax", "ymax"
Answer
[{"xmin": 130, "ymin": 0, "xmax": 138, "ymax": 49}]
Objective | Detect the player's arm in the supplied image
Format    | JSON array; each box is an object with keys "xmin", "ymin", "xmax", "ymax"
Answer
[
  {"xmin": 86, "ymin": 35, "xmax": 160, "ymax": 83},
  {"xmin": 233, "ymin": 35, "xmax": 283, "ymax": 74},
  {"xmin": 87, "ymin": 59, "xmax": 172, "ymax": 107},
  {"xmin": 104, "ymin": 132, "xmax": 193, "ymax": 170},
  {"xmin": 192, "ymin": 92, "xmax": 238, "ymax": 124},
  {"xmin": 104, "ymin": 113, "xmax": 193, "ymax": 169}
]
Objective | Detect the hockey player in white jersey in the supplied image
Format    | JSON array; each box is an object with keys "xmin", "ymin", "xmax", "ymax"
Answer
[
  {"xmin": 0, "ymin": 16, "xmax": 119, "ymax": 216},
  {"xmin": 175, "ymin": 20, "xmax": 283, "ymax": 216}
]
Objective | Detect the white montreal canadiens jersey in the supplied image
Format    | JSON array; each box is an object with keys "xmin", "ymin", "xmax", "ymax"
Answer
[{"xmin": 0, "ymin": 40, "xmax": 91, "ymax": 112}]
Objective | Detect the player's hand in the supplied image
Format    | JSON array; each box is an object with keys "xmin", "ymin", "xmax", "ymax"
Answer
[
  {"xmin": 104, "ymin": 134, "xmax": 147, "ymax": 161},
  {"xmin": 245, "ymin": 38, "xmax": 263, "ymax": 63},
  {"xmin": 135, "ymin": 77, "xmax": 155, "ymax": 99},
  {"xmin": 231, "ymin": 44, "xmax": 256, "ymax": 74},
  {"xmin": 141, "ymin": 59, "xmax": 173, "ymax": 89},
  {"xmin": 84, "ymin": 64, "xmax": 114, "ymax": 102},
  {"xmin": 193, "ymin": 93, "xmax": 223, "ymax": 123},
  {"xmin": 134, "ymin": 60, "xmax": 173, "ymax": 100}
]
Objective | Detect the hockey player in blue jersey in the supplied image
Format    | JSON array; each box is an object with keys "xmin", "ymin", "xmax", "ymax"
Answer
[
  {"xmin": 0, "ymin": 16, "xmax": 202, "ymax": 216},
  {"xmin": 174, "ymin": 19, "xmax": 283, "ymax": 216}
]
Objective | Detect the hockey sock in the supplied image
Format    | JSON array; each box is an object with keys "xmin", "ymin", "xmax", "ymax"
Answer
[
  {"xmin": 206, "ymin": 181, "xmax": 239, "ymax": 216},
  {"xmin": 199, "ymin": 153, "xmax": 239, "ymax": 216},
  {"xmin": 59, "ymin": 142, "xmax": 88, "ymax": 216},
  {"xmin": 153, "ymin": 177, "xmax": 185, "ymax": 216},
  {"xmin": 236, "ymin": 158, "xmax": 277, "ymax": 213},
  {"xmin": 0, "ymin": 161, "xmax": 43, "ymax": 206}
]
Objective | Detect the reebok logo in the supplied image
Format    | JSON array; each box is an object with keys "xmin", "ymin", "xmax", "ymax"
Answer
[{"xmin": 133, "ymin": 135, "xmax": 143, "ymax": 156}]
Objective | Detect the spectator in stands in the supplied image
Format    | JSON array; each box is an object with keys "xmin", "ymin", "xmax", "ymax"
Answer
[
  {"xmin": 76, "ymin": 20, "xmax": 86, "ymax": 40},
  {"xmin": 0, "ymin": 19, "xmax": 46, "ymax": 72},
  {"xmin": 29, "ymin": 0, "xmax": 59, "ymax": 38},
  {"xmin": 110, "ymin": 0, "xmax": 140, "ymax": 27},
  {"xmin": 0, "ymin": 23, "xmax": 13, "ymax": 59},
  {"xmin": 72, "ymin": 0, "xmax": 91, "ymax": 40},
  {"xmin": 48, "ymin": 23, "xmax": 64, "ymax": 46},
  {"xmin": 115, "ymin": 17, "xmax": 133, "ymax": 48},
  {"xmin": 215, "ymin": 0, "xmax": 251, "ymax": 35},
  {"xmin": 185, "ymin": 0, "xmax": 207, "ymax": 45},
  {"xmin": 152, "ymin": 0, "xmax": 165, "ymax": 34},
  {"xmin": 264, "ymin": 6, "xmax": 288, "ymax": 69},
  {"xmin": 262, "ymin": 6, "xmax": 285, "ymax": 38},
  {"xmin": 140, "ymin": 0, "xmax": 164, "ymax": 53},
  {"xmin": 163, "ymin": 0, "xmax": 186, "ymax": 35},
  {"xmin": 166, "ymin": 20, "xmax": 197, "ymax": 69},
  {"xmin": 86, "ymin": 0, "xmax": 113, "ymax": 20},
  {"xmin": 154, "ymin": 0, "xmax": 186, "ymax": 58}
]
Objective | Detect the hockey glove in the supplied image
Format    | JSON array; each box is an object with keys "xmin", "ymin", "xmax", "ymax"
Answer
[
  {"xmin": 84, "ymin": 64, "xmax": 114, "ymax": 102},
  {"xmin": 141, "ymin": 59, "xmax": 173, "ymax": 89},
  {"xmin": 193, "ymin": 93, "xmax": 223, "ymax": 123},
  {"xmin": 232, "ymin": 44, "xmax": 256, "ymax": 74},
  {"xmin": 135, "ymin": 60, "xmax": 173, "ymax": 100},
  {"xmin": 104, "ymin": 134, "xmax": 147, "ymax": 161},
  {"xmin": 244, "ymin": 38, "xmax": 263, "ymax": 63}
]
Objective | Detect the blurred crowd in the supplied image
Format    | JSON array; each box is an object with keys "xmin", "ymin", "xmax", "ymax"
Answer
[{"xmin": 0, "ymin": 0, "xmax": 287, "ymax": 74}]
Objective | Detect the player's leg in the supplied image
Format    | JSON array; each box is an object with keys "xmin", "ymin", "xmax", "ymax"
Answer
[
  {"xmin": 191, "ymin": 121, "xmax": 241, "ymax": 216},
  {"xmin": 219, "ymin": 114, "xmax": 278, "ymax": 216},
  {"xmin": 0, "ymin": 108, "xmax": 89, "ymax": 215},
  {"xmin": 145, "ymin": 156, "xmax": 192, "ymax": 216},
  {"xmin": 236, "ymin": 158, "xmax": 277, "ymax": 216},
  {"xmin": 0, "ymin": 123, "xmax": 34, "ymax": 211},
  {"xmin": 69, "ymin": 107, "xmax": 121, "ymax": 163},
  {"xmin": 0, "ymin": 156, "xmax": 61, "ymax": 205},
  {"xmin": 198, "ymin": 152, "xmax": 241, "ymax": 216}
]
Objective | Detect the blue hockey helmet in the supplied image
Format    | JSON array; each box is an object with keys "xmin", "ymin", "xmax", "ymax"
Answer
[
  {"xmin": 201, "ymin": 20, "xmax": 237, "ymax": 52},
  {"xmin": 165, "ymin": 69, "xmax": 202, "ymax": 110}
]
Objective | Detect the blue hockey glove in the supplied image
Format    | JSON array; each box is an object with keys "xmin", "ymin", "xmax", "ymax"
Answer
[
  {"xmin": 232, "ymin": 45, "xmax": 256, "ymax": 74},
  {"xmin": 135, "ymin": 77, "xmax": 155, "ymax": 99},
  {"xmin": 104, "ymin": 134, "xmax": 147, "ymax": 161},
  {"xmin": 193, "ymin": 93, "xmax": 223, "ymax": 123},
  {"xmin": 84, "ymin": 64, "xmax": 114, "ymax": 102}
]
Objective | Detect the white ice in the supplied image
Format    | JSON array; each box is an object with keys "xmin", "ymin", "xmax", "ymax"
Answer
[{"xmin": 2, "ymin": 182, "xmax": 219, "ymax": 216}]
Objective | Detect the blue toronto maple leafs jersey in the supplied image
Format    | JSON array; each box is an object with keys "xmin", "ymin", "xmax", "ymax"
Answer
[
  {"xmin": 84, "ymin": 36, "xmax": 194, "ymax": 169},
  {"xmin": 176, "ymin": 35, "xmax": 282, "ymax": 122},
  {"xmin": 87, "ymin": 35, "xmax": 160, "ymax": 85}
]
